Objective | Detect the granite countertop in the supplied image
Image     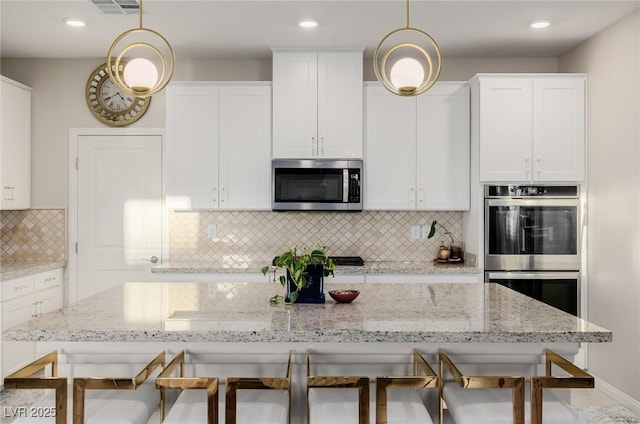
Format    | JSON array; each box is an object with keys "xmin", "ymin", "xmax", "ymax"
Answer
[
  {"xmin": 152, "ymin": 260, "xmax": 480, "ymax": 275},
  {"xmin": 3, "ymin": 282, "xmax": 611, "ymax": 344},
  {"xmin": 0, "ymin": 260, "xmax": 67, "ymax": 281}
]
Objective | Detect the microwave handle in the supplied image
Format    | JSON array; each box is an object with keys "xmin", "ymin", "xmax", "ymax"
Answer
[{"xmin": 343, "ymin": 169, "xmax": 349, "ymax": 202}]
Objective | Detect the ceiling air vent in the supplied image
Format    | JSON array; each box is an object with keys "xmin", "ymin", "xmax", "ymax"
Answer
[{"xmin": 90, "ymin": 0, "xmax": 140, "ymax": 15}]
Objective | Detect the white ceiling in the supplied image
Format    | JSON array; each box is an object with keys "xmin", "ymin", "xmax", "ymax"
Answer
[{"xmin": 1, "ymin": 0, "xmax": 639, "ymax": 60}]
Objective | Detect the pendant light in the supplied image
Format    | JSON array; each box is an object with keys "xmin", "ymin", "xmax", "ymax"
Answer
[
  {"xmin": 374, "ymin": 0, "xmax": 442, "ymax": 96},
  {"xmin": 106, "ymin": 0, "xmax": 175, "ymax": 97}
]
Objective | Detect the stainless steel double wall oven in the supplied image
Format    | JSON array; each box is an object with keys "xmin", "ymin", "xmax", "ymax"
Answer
[{"xmin": 484, "ymin": 185, "xmax": 581, "ymax": 316}]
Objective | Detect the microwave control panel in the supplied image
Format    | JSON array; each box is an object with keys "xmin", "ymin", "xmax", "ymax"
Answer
[{"xmin": 349, "ymin": 170, "xmax": 361, "ymax": 202}]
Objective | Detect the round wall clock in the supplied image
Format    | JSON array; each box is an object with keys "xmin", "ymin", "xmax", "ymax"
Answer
[{"xmin": 85, "ymin": 62, "xmax": 151, "ymax": 127}]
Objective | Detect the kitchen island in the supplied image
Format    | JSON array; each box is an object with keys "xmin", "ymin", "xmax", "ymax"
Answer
[
  {"xmin": 3, "ymin": 281, "xmax": 611, "ymax": 422},
  {"xmin": 4, "ymin": 281, "xmax": 609, "ymax": 344}
]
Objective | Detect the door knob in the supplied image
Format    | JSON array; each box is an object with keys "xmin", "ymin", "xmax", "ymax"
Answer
[{"xmin": 146, "ymin": 256, "xmax": 159, "ymax": 264}]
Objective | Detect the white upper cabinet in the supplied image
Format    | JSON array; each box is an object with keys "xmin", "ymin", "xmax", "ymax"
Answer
[
  {"xmin": 364, "ymin": 82, "xmax": 470, "ymax": 211},
  {"xmin": 474, "ymin": 74, "xmax": 586, "ymax": 182},
  {"xmin": 218, "ymin": 85, "xmax": 272, "ymax": 209},
  {"xmin": 165, "ymin": 82, "xmax": 271, "ymax": 210},
  {"xmin": 364, "ymin": 85, "xmax": 417, "ymax": 210},
  {"xmin": 532, "ymin": 78, "xmax": 586, "ymax": 181},
  {"xmin": 417, "ymin": 83, "xmax": 470, "ymax": 210},
  {"xmin": 1, "ymin": 76, "xmax": 31, "ymax": 210},
  {"xmin": 272, "ymin": 49, "xmax": 363, "ymax": 159},
  {"xmin": 166, "ymin": 84, "xmax": 219, "ymax": 209}
]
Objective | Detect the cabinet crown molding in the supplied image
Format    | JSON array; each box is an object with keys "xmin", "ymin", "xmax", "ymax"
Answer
[{"xmin": 271, "ymin": 47, "xmax": 365, "ymax": 53}]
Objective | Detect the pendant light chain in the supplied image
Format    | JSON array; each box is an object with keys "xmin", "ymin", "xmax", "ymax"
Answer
[
  {"xmin": 139, "ymin": 0, "xmax": 144, "ymax": 29},
  {"xmin": 406, "ymin": 0, "xmax": 410, "ymax": 29}
]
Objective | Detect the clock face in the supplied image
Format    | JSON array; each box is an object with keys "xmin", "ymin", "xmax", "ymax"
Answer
[
  {"xmin": 99, "ymin": 78, "xmax": 135, "ymax": 112},
  {"xmin": 85, "ymin": 62, "xmax": 151, "ymax": 127}
]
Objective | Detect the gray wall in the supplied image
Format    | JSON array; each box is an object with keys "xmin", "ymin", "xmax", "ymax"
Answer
[{"xmin": 559, "ymin": 10, "xmax": 640, "ymax": 406}]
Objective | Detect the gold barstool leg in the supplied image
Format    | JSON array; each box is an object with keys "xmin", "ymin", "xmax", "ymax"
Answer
[
  {"xmin": 4, "ymin": 350, "xmax": 67, "ymax": 424},
  {"xmin": 156, "ymin": 350, "xmax": 219, "ymax": 424},
  {"xmin": 225, "ymin": 350, "xmax": 292, "ymax": 424},
  {"xmin": 72, "ymin": 351, "xmax": 165, "ymax": 424},
  {"xmin": 439, "ymin": 349, "xmax": 525, "ymax": 424},
  {"xmin": 376, "ymin": 349, "xmax": 439, "ymax": 424},
  {"xmin": 306, "ymin": 349, "xmax": 370, "ymax": 424},
  {"xmin": 531, "ymin": 349, "xmax": 594, "ymax": 424}
]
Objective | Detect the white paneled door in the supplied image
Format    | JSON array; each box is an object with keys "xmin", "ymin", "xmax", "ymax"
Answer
[{"xmin": 72, "ymin": 132, "xmax": 162, "ymax": 302}]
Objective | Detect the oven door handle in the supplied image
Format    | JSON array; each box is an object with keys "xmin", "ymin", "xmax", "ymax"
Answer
[
  {"xmin": 520, "ymin": 216, "xmax": 527, "ymax": 253},
  {"xmin": 485, "ymin": 198, "xmax": 580, "ymax": 207},
  {"xmin": 486, "ymin": 272, "xmax": 580, "ymax": 280}
]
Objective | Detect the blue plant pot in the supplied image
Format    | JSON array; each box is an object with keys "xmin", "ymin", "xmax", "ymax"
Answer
[{"xmin": 285, "ymin": 264, "xmax": 325, "ymax": 304}]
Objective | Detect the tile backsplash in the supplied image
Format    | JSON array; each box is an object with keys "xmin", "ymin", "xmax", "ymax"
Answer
[
  {"xmin": 169, "ymin": 210, "xmax": 463, "ymax": 263},
  {"xmin": 1, "ymin": 209, "xmax": 66, "ymax": 262}
]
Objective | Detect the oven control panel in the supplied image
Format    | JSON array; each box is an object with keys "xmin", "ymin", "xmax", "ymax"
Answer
[{"xmin": 485, "ymin": 185, "xmax": 578, "ymax": 197}]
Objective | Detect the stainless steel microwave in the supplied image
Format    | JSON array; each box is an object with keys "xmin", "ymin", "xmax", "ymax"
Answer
[{"xmin": 272, "ymin": 159, "xmax": 363, "ymax": 211}]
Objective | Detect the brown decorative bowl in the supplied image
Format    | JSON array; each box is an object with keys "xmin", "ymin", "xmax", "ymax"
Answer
[{"xmin": 328, "ymin": 290, "xmax": 360, "ymax": 303}]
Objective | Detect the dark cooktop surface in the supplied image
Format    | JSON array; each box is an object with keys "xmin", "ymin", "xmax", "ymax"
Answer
[
  {"xmin": 330, "ymin": 256, "xmax": 365, "ymax": 266},
  {"xmin": 272, "ymin": 256, "xmax": 364, "ymax": 266}
]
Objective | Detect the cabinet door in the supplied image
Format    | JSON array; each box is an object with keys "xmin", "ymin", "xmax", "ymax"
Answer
[
  {"xmin": 2, "ymin": 275, "xmax": 34, "ymax": 302},
  {"xmin": 272, "ymin": 52, "xmax": 318, "ymax": 158},
  {"xmin": 36, "ymin": 286, "xmax": 63, "ymax": 316},
  {"xmin": 2, "ymin": 292, "xmax": 36, "ymax": 378},
  {"xmin": 0, "ymin": 77, "xmax": 31, "ymax": 210},
  {"xmin": 417, "ymin": 83, "xmax": 470, "ymax": 210},
  {"xmin": 33, "ymin": 268, "xmax": 63, "ymax": 291},
  {"xmin": 364, "ymin": 85, "xmax": 416, "ymax": 210},
  {"xmin": 166, "ymin": 84, "xmax": 219, "ymax": 209},
  {"xmin": 219, "ymin": 85, "xmax": 272, "ymax": 209},
  {"xmin": 533, "ymin": 78, "xmax": 586, "ymax": 181},
  {"xmin": 317, "ymin": 52, "xmax": 363, "ymax": 158},
  {"xmin": 2, "ymin": 294, "xmax": 35, "ymax": 330},
  {"xmin": 478, "ymin": 78, "xmax": 533, "ymax": 182}
]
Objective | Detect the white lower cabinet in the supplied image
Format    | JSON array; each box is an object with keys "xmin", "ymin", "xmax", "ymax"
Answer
[
  {"xmin": 1, "ymin": 268, "xmax": 63, "ymax": 379},
  {"xmin": 364, "ymin": 82, "xmax": 470, "ymax": 210}
]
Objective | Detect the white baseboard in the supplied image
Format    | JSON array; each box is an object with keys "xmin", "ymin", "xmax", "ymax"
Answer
[{"xmin": 594, "ymin": 375, "xmax": 640, "ymax": 416}]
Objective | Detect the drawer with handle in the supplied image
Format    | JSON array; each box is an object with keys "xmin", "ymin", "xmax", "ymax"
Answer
[
  {"xmin": 34, "ymin": 268, "xmax": 63, "ymax": 291},
  {"xmin": 2, "ymin": 275, "xmax": 34, "ymax": 301}
]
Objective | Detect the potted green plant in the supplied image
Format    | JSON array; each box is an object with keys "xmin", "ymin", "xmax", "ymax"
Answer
[
  {"xmin": 262, "ymin": 246, "xmax": 337, "ymax": 304},
  {"xmin": 427, "ymin": 220, "xmax": 463, "ymax": 261},
  {"xmin": 427, "ymin": 220, "xmax": 454, "ymax": 244}
]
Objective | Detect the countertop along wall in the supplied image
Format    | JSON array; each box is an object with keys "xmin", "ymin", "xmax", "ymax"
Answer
[
  {"xmin": 0, "ymin": 56, "xmax": 557, "ymax": 209},
  {"xmin": 559, "ymin": 10, "xmax": 640, "ymax": 410}
]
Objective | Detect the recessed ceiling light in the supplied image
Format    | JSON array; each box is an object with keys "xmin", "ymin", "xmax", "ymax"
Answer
[
  {"xmin": 299, "ymin": 20, "xmax": 318, "ymax": 29},
  {"xmin": 530, "ymin": 20, "xmax": 551, "ymax": 29},
  {"xmin": 64, "ymin": 18, "xmax": 87, "ymax": 28}
]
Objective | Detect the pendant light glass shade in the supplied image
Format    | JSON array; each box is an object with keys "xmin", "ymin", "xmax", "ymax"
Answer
[
  {"xmin": 123, "ymin": 57, "xmax": 159, "ymax": 91},
  {"xmin": 106, "ymin": 0, "xmax": 175, "ymax": 97},
  {"xmin": 390, "ymin": 57, "xmax": 425, "ymax": 93},
  {"xmin": 374, "ymin": 0, "xmax": 442, "ymax": 96}
]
